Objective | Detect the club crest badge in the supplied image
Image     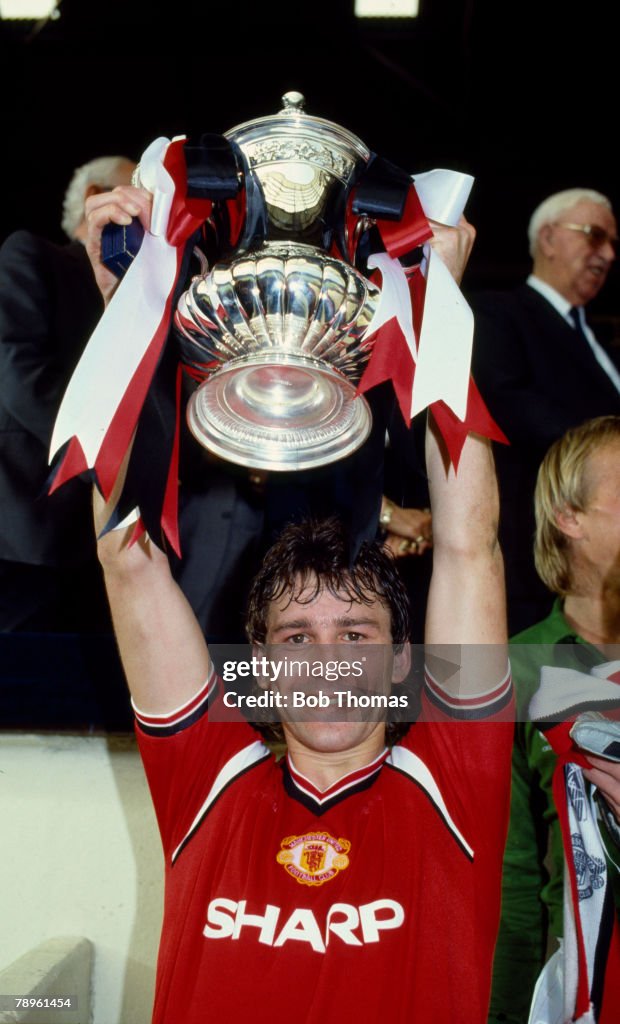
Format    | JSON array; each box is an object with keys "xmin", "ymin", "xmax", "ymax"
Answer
[{"xmin": 276, "ymin": 832, "xmax": 351, "ymax": 887}]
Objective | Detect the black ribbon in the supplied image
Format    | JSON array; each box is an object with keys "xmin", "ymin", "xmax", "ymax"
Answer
[
  {"xmin": 352, "ymin": 154, "xmax": 412, "ymax": 222},
  {"xmin": 184, "ymin": 133, "xmax": 242, "ymax": 200}
]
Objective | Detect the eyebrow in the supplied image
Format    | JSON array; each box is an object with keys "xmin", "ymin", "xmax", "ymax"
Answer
[{"xmin": 269, "ymin": 615, "xmax": 384, "ymax": 634}]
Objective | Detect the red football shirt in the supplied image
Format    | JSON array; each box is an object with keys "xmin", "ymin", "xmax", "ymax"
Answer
[{"xmin": 136, "ymin": 667, "xmax": 513, "ymax": 1024}]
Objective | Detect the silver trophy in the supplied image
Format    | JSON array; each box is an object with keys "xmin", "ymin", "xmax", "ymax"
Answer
[{"xmin": 174, "ymin": 93, "xmax": 381, "ymax": 472}]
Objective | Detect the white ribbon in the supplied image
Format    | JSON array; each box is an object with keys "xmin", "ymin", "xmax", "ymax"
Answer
[
  {"xmin": 50, "ymin": 158, "xmax": 475, "ymax": 467},
  {"xmin": 360, "ymin": 169, "xmax": 474, "ymax": 421},
  {"xmin": 530, "ymin": 663, "xmax": 620, "ymax": 721},
  {"xmin": 413, "ymin": 169, "xmax": 473, "ymax": 227},
  {"xmin": 364, "ymin": 251, "xmax": 417, "ymax": 357},
  {"xmin": 411, "ymin": 247, "xmax": 473, "ymax": 419},
  {"xmin": 50, "ymin": 137, "xmax": 178, "ymax": 466}
]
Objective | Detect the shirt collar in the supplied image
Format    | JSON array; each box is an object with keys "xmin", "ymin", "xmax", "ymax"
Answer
[
  {"xmin": 526, "ymin": 274, "xmax": 574, "ymax": 319},
  {"xmin": 545, "ymin": 597, "xmax": 580, "ymax": 641}
]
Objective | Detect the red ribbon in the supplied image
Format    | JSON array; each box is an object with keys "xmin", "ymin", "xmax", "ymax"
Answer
[
  {"xmin": 344, "ymin": 182, "xmax": 432, "ymax": 264},
  {"xmin": 92, "ymin": 138, "xmax": 213, "ymax": 503},
  {"xmin": 376, "ymin": 184, "xmax": 433, "ymax": 258},
  {"xmin": 547, "ymin": 724, "xmax": 596, "ymax": 1020},
  {"xmin": 50, "ymin": 139, "xmax": 215, "ymax": 552},
  {"xmin": 48, "ymin": 435, "xmax": 89, "ymax": 493},
  {"xmin": 357, "ymin": 316, "xmax": 415, "ymax": 425},
  {"xmin": 160, "ymin": 364, "xmax": 184, "ymax": 556},
  {"xmin": 165, "ymin": 139, "xmax": 215, "ymax": 248},
  {"xmin": 431, "ymin": 378, "xmax": 508, "ymax": 470},
  {"xmin": 358, "ymin": 262, "xmax": 507, "ymax": 468}
]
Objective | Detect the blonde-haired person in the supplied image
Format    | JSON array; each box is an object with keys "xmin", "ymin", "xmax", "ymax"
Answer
[
  {"xmin": 534, "ymin": 414, "xmax": 620, "ymax": 604},
  {"xmin": 489, "ymin": 415, "xmax": 620, "ymax": 1024}
]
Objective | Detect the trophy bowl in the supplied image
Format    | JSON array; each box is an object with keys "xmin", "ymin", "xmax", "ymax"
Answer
[
  {"xmin": 224, "ymin": 89, "xmax": 370, "ymax": 245},
  {"xmin": 175, "ymin": 242, "xmax": 380, "ymax": 471}
]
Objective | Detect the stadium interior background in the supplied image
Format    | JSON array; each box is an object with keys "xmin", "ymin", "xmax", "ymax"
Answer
[{"xmin": 0, "ymin": 0, "xmax": 618, "ymax": 324}]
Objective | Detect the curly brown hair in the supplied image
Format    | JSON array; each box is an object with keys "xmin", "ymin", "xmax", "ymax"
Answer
[
  {"xmin": 246, "ymin": 516, "xmax": 411, "ymax": 644},
  {"xmin": 245, "ymin": 517, "xmax": 416, "ymax": 745}
]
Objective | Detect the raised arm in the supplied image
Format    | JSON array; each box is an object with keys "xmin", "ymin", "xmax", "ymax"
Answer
[
  {"xmin": 422, "ymin": 221, "xmax": 507, "ymax": 689},
  {"xmin": 425, "ymin": 417, "xmax": 505, "ymax": 643},
  {"xmin": 94, "ymin": 489, "xmax": 211, "ymax": 715},
  {"xmin": 80, "ymin": 181, "xmax": 210, "ymax": 713}
]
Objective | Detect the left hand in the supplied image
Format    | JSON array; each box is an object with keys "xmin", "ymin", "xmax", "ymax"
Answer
[
  {"xmin": 85, "ymin": 184, "xmax": 153, "ymax": 305},
  {"xmin": 428, "ymin": 215, "xmax": 476, "ymax": 284},
  {"xmin": 583, "ymin": 755, "xmax": 620, "ymax": 821},
  {"xmin": 381, "ymin": 501, "xmax": 432, "ymax": 559}
]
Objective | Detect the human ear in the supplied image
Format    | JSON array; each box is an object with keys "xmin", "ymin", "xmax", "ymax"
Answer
[
  {"xmin": 538, "ymin": 223, "xmax": 556, "ymax": 258},
  {"xmin": 84, "ymin": 184, "xmax": 105, "ymax": 200},
  {"xmin": 554, "ymin": 505, "xmax": 583, "ymax": 540},
  {"xmin": 391, "ymin": 642, "xmax": 412, "ymax": 684}
]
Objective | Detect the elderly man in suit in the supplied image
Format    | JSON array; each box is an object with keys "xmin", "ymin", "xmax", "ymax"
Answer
[
  {"xmin": 471, "ymin": 188, "xmax": 620, "ymax": 635},
  {"xmin": 0, "ymin": 154, "xmax": 135, "ymax": 631}
]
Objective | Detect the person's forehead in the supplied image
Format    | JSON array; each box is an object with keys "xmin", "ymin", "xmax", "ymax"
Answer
[
  {"xmin": 583, "ymin": 439, "xmax": 620, "ymax": 501},
  {"xmin": 266, "ymin": 578, "xmax": 390, "ymax": 627},
  {"xmin": 564, "ymin": 199, "xmax": 616, "ymax": 229},
  {"xmin": 588, "ymin": 439, "xmax": 620, "ymax": 479}
]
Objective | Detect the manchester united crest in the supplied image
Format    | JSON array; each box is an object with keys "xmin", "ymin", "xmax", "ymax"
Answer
[{"xmin": 276, "ymin": 831, "xmax": 351, "ymax": 887}]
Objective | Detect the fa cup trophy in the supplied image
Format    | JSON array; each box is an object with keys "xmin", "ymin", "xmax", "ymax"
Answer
[
  {"xmin": 175, "ymin": 92, "xmax": 380, "ymax": 471},
  {"xmin": 50, "ymin": 92, "xmax": 500, "ymax": 551}
]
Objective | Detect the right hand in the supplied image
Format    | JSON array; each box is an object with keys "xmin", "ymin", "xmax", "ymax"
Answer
[
  {"xmin": 381, "ymin": 502, "xmax": 432, "ymax": 559},
  {"xmin": 427, "ymin": 215, "xmax": 476, "ymax": 285},
  {"xmin": 85, "ymin": 185, "xmax": 153, "ymax": 305}
]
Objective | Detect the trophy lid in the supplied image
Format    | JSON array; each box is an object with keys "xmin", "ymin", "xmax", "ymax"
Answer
[{"xmin": 224, "ymin": 92, "xmax": 370, "ymax": 185}]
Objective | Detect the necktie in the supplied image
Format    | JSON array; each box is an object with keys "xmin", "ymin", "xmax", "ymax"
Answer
[
  {"xmin": 568, "ymin": 306, "xmax": 589, "ymax": 345},
  {"xmin": 568, "ymin": 305, "xmax": 620, "ymax": 392}
]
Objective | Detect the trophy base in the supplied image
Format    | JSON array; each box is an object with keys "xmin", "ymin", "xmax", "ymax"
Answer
[{"xmin": 186, "ymin": 352, "xmax": 372, "ymax": 471}]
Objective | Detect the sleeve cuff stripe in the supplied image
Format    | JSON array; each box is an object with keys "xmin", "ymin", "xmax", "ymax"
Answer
[
  {"xmin": 424, "ymin": 665, "xmax": 512, "ymax": 710},
  {"xmin": 132, "ymin": 668, "xmax": 217, "ymax": 728}
]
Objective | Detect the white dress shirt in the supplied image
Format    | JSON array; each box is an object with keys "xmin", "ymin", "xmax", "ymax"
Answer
[{"xmin": 527, "ymin": 274, "xmax": 620, "ymax": 393}]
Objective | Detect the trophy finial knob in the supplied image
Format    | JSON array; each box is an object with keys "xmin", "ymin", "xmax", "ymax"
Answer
[{"xmin": 281, "ymin": 91, "xmax": 306, "ymax": 113}]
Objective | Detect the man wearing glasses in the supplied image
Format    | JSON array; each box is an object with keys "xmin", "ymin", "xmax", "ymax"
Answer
[{"xmin": 470, "ymin": 188, "xmax": 620, "ymax": 636}]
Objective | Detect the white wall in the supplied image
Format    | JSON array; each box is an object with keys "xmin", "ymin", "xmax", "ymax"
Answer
[{"xmin": 0, "ymin": 734, "xmax": 163, "ymax": 1024}]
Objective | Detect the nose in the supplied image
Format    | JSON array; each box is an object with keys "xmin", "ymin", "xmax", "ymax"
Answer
[{"xmin": 601, "ymin": 238, "xmax": 617, "ymax": 262}]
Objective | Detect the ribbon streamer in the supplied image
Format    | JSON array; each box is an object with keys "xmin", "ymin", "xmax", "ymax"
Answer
[
  {"xmin": 358, "ymin": 169, "xmax": 474, "ymax": 422},
  {"xmin": 50, "ymin": 138, "xmax": 177, "ymax": 472},
  {"xmin": 49, "ymin": 136, "xmax": 214, "ymax": 547},
  {"xmin": 357, "ymin": 169, "xmax": 508, "ymax": 466},
  {"xmin": 49, "ymin": 140, "xmax": 504, "ymax": 545}
]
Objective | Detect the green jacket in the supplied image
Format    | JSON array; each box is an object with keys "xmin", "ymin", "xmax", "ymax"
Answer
[{"xmin": 488, "ymin": 600, "xmax": 604, "ymax": 1024}]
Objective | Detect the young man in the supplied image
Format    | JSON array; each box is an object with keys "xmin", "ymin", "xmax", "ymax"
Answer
[{"xmin": 89, "ymin": 186, "xmax": 512, "ymax": 1022}]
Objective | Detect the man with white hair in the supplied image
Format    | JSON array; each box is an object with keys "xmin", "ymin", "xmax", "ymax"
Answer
[
  {"xmin": 61, "ymin": 155, "xmax": 137, "ymax": 241},
  {"xmin": 0, "ymin": 154, "xmax": 135, "ymax": 631},
  {"xmin": 470, "ymin": 188, "xmax": 620, "ymax": 635}
]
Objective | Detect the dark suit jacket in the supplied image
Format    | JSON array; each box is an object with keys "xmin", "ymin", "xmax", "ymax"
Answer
[
  {"xmin": 0, "ymin": 231, "xmax": 104, "ymax": 565},
  {"xmin": 470, "ymin": 282, "xmax": 620, "ymax": 633}
]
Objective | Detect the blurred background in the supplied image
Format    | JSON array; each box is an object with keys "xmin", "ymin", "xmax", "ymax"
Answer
[{"xmin": 1, "ymin": 0, "xmax": 618, "ymax": 316}]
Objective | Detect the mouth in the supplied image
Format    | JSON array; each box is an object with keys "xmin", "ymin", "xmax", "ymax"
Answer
[{"xmin": 586, "ymin": 261, "xmax": 609, "ymax": 277}]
